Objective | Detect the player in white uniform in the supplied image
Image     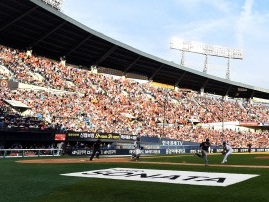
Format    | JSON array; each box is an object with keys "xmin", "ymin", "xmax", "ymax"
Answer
[
  {"xmin": 131, "ymin": 137, "xmax": 142, "ymax": 161},
  {"xmin": 221, "ymin": 141, "xmax": 233, "ymax": 164}
]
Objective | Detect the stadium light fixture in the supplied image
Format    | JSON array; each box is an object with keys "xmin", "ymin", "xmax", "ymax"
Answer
[
  {"xmin": 170, "ymin": 38, "xmax": 243, "ymax": 80},
  {"xmin": 170, "ymin": 38, "xmax": 243, "ymax": 59},
  {"xmin": 41, "ymin": 0, "xmax": 64, "ymax": 11}
]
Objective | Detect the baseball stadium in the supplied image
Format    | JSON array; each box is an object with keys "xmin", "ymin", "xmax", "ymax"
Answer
[{"xmin": 1, "ymin": 1, "xmax": 269, "ymax": 202}]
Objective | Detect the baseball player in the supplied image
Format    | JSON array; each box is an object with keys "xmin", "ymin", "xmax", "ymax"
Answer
[
  {"xmin": 89, "ymin": 138, "xmax": 102, "ymax": 161},
  {"xmin": 131, "ymin": 136, "xmax": 142, "ymax": 161},
  {"xmin": 195, "ymin": 138, "xmax": 211, "ymax": 166},
  {"xmin": 221, "ymin": 141, "xmax": 233, "ymax": 164}
]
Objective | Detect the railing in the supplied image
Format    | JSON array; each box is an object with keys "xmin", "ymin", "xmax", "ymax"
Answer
[{"xmin": 0, "ymin": 148, "xmax": 62, "ymax": 158}]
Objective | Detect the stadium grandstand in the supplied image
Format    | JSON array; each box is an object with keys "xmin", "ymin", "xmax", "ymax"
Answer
[{"xmin": 0, "ymin": 0, "xmax": 269, "ymax": 157}]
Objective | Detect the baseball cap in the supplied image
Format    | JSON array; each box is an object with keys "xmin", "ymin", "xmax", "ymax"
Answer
[
  {"xmin": 206, "ymin": 138, "xmax": 210, "ymax": 141},
  {"xmin": 223, "ymin": 141, "xmax": 226, "ymax": 145}
]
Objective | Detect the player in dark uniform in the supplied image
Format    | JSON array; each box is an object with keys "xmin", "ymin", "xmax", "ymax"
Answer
[
  {"xmin": 195, "ymin": 138, "xmax": 211, "ymax": 166},
  {"xmin": 90, "ymin": 138, "xmax": 101, "ymax": 161},
  {"xmin": 247, "ymin": 143, "xmax": 252, "ymax": 153}
]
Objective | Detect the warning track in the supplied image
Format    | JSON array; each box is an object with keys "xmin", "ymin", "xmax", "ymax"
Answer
[{"xmin": 17, "ymin": 157, "xmax": 269, "ymax": 169}]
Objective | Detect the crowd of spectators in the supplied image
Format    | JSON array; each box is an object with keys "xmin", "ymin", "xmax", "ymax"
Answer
[{"xmin": 0, "ymin": 45, "xmax": 269, "ymax": 148}]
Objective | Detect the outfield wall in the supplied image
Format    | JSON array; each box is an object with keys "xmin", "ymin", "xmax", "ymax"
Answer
[
  {"xmin": 69, "ymin": 147, "xmax": 269, "ymax": 156},
  {"xmin": 2, "ymin": 147, "xmax": 268, "ymax": 158}
]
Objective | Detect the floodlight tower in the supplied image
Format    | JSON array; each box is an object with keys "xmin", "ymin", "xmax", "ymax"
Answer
[
  {"xmin": 170, "ymin": 39, "xmax": 243, "ymax": 80},
  {"xmin": 41, "ymin": 0, "xmax": 64, "ymax": 11}
]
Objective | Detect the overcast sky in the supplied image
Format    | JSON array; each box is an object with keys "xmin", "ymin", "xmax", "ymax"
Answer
[{"xmin": 61, "ymin": 0, "xmax": 269, "ymax": 90}]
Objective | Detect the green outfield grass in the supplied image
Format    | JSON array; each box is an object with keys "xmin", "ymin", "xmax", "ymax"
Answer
[{"xmin": 1, "ymin": 153, "xmax": 269, "ymax": 202}]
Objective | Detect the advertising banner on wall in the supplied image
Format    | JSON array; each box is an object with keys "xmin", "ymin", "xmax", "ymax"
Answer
[
  {"xmin": 66, "ymin": 132, "xmax": 137, "ymax": 141},
  {"xmin": 66, "ymin": 132, "xmax": 120, "ymax": 141}
]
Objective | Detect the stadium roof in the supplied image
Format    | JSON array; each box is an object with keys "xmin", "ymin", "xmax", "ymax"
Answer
[{"xmin": 1, "ymin": 0, "xmax": 269, "ymax": 99}]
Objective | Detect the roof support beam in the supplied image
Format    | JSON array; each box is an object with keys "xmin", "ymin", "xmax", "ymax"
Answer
[
  {"xmin": 65, "ymin": 35, "xmax": 92, "ymax": 57},
  {"xmin": 149, "ymin": 64, "xmax": 164, "ymax": 80},
  {"xmin": 225, "ymin": 85, "xmax": 232, "ymax": 97},
  {"xmin": 123, "ymin": 56, "xmax": 141, "ymax": 74},
  {"xmin": 202, "ymin": 79, "xmax": 209, "ymax": 89},
  {"xmin": 94, "ymin": 45, "xmax": 118, "ymax": 66},
  {"xmin": 0, "ymin": 6, "xmax": 38, "ymax": 32},
  {"xmin": 250, "ymin": 90, "xmax": 255, "ymax": 99},
  {"xmin": 30, "ymin": 21, "xmax": 67, "ymax": 47},
  {"xmin": 175, "ymin": 72, "xmax": 186, "ymax": 87}
]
